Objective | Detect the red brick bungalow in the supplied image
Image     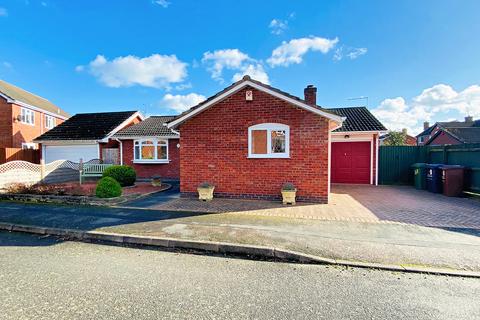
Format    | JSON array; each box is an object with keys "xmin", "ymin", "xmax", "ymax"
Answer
[
  {"xmin": 167, "ymin": 76, "xmax": 387, "ymax": 203},
  {"xmin": 113, "ymin": 116, "xmax": 180, "ymax": 179},
  {"xmin": 34, "ymin": 111, "xmax": 143, "ymax": 163}
]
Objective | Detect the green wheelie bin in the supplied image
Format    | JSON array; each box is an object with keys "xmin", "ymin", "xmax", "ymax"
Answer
[{"xmin": 411, "ymin": 163, "xmax": 427, "ymax": 190}]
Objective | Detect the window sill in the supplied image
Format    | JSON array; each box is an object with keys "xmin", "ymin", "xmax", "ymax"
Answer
[
  {"xmin": 247, "ymin": 154, "xmax": 290, "ymax": 159},
  {"xmin": 133, "ymin": 160, "xmax": 170, "ymax": 164}
]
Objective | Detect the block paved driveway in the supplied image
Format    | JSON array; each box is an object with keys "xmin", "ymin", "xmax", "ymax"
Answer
[{"xmin": 122, "ymin": 184, "xmax": 480, "ymax": 229}]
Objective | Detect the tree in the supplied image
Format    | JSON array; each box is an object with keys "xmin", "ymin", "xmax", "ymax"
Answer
[{"xmin": 384, "ymin": 130, "xmax": 407, "ymax": 146}]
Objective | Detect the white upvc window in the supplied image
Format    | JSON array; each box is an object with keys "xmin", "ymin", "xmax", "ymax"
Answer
[
  {"xmin": 248, "ymin": 123, "xmax": 290, "ymax": 158},
  {"xmin": 21, "ymin": 142, "xmax": 37, "ymax": 150},
  {"xmin": 133, "ymin": 139, "xmax": 169, "ymax": 163},
  {"xmin": 45, "ymin": 115, "xmax": 55, "ymax": 129},
  {"xmin": 21, "ymin": 108, "xmax": 35, "ymax": 125}
]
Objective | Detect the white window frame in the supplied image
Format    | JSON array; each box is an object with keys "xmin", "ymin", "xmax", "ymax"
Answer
[
  {"xmin": 21, "ymin": 142, "xmax": 37, "ymax": 150},
  {"xmin": 20, "ymin": 108, "xmax": 35, "ymax": 125},
  {"xmin": 133, "ymin": 139, "xmax": 169, "ymax": 163},
  {"xmin": 248, "ymin": 123, "xmax": 290, "ymax": 159},
  {"xmin": 45, "ymin": 115, "xmax": 55, "ymax": 129}
]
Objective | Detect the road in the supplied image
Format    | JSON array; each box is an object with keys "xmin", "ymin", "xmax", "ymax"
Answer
[{"xmin": 1, "ymin": 231, "xmax": 479, "ymax": 320}]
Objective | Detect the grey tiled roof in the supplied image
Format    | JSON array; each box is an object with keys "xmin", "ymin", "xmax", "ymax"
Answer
[
  {"xmin": 34, "ymin": 111, "xmax": 137, "ymax": 141},
  {"xmin": 0, "ymin": 79, "xmax": 70, "ymax": 118},
  {"xmin": 438, "ymin": 127, "xmax": 480, "ymax": 144},
  {"xmin": 326, "ymin": 107, "xmax": 387, "ymax": 132},
  {"xmin": 114, "ymin": 116, "xmax": 179, "ymax": 138}
]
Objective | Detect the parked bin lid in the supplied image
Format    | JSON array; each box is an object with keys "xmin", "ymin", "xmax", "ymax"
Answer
[
  {"xmin": 411, "ymin": 163, "xmax": 427, "ymax": 168},
  {"xmin": 426, "ymin": 164, "xmax": 443, "ymax": 168},
  {"xmin": 439, "ymin": 165, "xmax": 464, "ymax": 170}
]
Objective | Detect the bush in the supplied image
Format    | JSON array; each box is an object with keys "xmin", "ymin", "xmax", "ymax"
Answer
[
  {"xmin": 281, "ymin": 182, "xmax": 296, "ymax": 191},
  {"xmin": 95, "ymin": 177, "xmax": 122, "ymax": 198},
  {"xmin": 102, "ymin": 165, "xmax": 136, "ymax": 187},
  {"xmin": 198, "ymin": 182, "xmax": 214, "ymax": 188}
]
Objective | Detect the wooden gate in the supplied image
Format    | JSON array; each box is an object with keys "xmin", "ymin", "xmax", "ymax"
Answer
[{"xmin": 102, "ymin": 148, "xmax": 120, "ymax": 164}]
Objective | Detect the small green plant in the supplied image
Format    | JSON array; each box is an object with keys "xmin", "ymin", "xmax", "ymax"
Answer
[
  {"xmin": 281, "ymin": 182, "xmax": 296, "ymax": 191},
  {"xmin": 198, "ymin": 182, "xmax": 214, "ymax": 188},
  {"xmin": 95, "ymin": 177, "xmax": 122, "ymax": 198},
  {"xmin": 102, "ymin": 165, "xmax": 136, "ymax": 187}
]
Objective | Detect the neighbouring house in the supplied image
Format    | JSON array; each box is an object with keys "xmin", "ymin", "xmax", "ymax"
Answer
[
  {"xmin": 417, "ymin": 116, "xmax": 480, "ymax": 146},
  {"xmin": 167, "ymin": 75, "xmax": 387, "ymax": 203},
  {"xmin": 34, "ymin": 111, "xmax": 143, "ymax": 163},
  {"xmin": 379, "ymin": 129, "xmax": 417, "ymax": 146},
  {"xmin": 112, "ymin": 116, "xmax": 180, "ymax": 179},
  {"xmin": 0, "ymin": 79, "xmax": 69, "ymax": 150}
]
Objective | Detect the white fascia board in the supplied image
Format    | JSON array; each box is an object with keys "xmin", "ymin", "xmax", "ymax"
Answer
[
  {"xmin": 35, "ymin": 140, "xmax": 98, "ymax": 145},
  {"xmin": 167, "ymin": 80, "xmax": 344, "ymax": 128},
  {"xmin": 0, "ymin": 92, "xmax": 69, "ymax": 120},
  {"xmin": 332, "ymin": 130, "xmax": 388, "ymax": 135},
  {"xmin": 101, "ymin": 111, "xmax": 145, "ymax": 142},
  {"xmin": 114, "ymin": 135, "xmax": 179, "ymax": 140}
]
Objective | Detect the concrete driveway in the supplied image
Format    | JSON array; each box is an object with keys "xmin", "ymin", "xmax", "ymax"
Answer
[{"xmin": 122, "ymin": 184, "xmax": 480, "ymax": 230}]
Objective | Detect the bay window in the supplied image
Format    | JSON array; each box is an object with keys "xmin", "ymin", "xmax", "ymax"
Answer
[
  {"xmin": 248, "ymin": 123, "xmax": 290, "ymax": 158},
  {"xmin": 133, "ymin": 139, "xmax": 169, "ymax": 163}
]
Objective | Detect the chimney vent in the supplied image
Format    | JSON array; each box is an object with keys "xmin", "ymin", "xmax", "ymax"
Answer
[
  {"xmin": 423, "ymin": 122, "xmax": 430, "ymax": 130},
  {"xmin": 304, "ymin": 85, "xmax": 317, "ymax": 106}
]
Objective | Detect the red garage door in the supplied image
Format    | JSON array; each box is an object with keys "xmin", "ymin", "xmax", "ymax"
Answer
[{"xmin": 331, "ymin": 142, "xmax": 371, "ymax": 184}]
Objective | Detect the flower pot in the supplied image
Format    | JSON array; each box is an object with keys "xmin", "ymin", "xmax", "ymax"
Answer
[
  {"xmin": 151, "ymin": 176, "xmax": 162, "ymax": 187},
  {"xmin": 281, "ymin": 189, "xmax": 296, "ymax": 205},
  {"xmin": 197, "ymin": 186, "xmax": 215, "ymax": 201}
]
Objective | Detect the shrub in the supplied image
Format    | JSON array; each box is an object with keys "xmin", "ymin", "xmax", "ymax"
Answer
[
  {"xmin": 95, "ymin": 177, "xmax": 122, "ymax": 198},
  {"xmin": 281, "ymin": 182, "xmax": 296, "ymax": 191},
  {"xmin": 102, "ymin": 165, "xmax": 136, "ymax": 187},
  {"xmin": 5, "ymin": 183, "xmax": 33, "ymax": 194},
  {"xmin": 198, "ymin": 182, "xmax": 214, "ymax": 188}
]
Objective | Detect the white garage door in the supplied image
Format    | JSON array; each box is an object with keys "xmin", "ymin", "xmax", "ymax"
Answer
[{"xmin": 44, "ymin": 145, "xmax": 98, "ymax": 163}]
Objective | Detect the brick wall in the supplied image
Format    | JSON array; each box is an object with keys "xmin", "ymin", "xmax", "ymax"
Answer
[
  {"xmin": 121, "ymin": 139, "xmax": 180, "ymax": 179},
  {"xmin": 178, "ymin": 86, "xmax": 331, "ymax": 203},
  {"xmin": 10, "ymin": 103, "xmax": 65, "ymax": 148},
  {"xmin": 428, "ymin": 131, "xmax": 461, "ymax": 145}
]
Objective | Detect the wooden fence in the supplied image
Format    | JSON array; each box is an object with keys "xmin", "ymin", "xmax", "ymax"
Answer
[
  {"xmin": 379, "ymin": 143, "xmax": 480, "ymax": 192},
  {"xmin": 0, "ymin": 148, "xmax": 40, "ymax": 164}
]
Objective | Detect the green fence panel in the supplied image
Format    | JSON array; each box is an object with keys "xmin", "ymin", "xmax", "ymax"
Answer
[
  {"xmin": 379, "ymin": 143, "xmax": 480, "ymax": 191},
  {"xmin": 379, "ymin": 146, "xmax": 425, "ymax": 185}
]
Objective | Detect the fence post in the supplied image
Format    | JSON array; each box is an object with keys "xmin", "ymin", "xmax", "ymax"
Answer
[
  {"xmin": 40, "ymin": 159, "xmax": 45, "ymax": 181},
  {"xmin": 443, "ymin": 145, "xmax": 448, "ymax": 164}
]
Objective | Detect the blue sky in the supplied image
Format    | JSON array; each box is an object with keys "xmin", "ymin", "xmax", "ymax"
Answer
[{"xmin": 1, "ymin": 0, "xmax": 479, "ymax": 134}]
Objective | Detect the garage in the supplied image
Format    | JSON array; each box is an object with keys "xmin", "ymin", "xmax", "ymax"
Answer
[
  {"xmin": 44, "ymin": 144, "xmax": 98, "ymax": 163},
  {"xmin": 331, "ymin": 141, "xmax": 371, "ymax": 184}
]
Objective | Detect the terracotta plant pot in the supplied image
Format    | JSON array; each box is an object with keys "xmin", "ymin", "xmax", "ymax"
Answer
[
  {"xmin": 281, "ymin": 189, "xmax": 297, "ymax": 205},
  {"xmin": 197, "ymin": 186, "xmax": 215, "ymax": 201},
  {"xmin": 151, "ymin": 176, "xmax": 162, "ymax": 187}
]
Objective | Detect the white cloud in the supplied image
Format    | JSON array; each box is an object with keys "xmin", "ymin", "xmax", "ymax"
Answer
[
  {"xmin": 0, "ymin": 7, "xmax": 7, "ymax": 16},
  {"xmin": 372, "ymin": 97, "xmax": 431, "ymax": 134},
  {"xmin": 269, "ymin": 19, "xmax": 288, "ymax": 35},
  {"xmin": 161, "ymin": 93, "xmax": 206, "ymax": 113},
  {"xmin": 79, "ymin": 54, "xmax": 188, "ymax": 88},
  {"xmin": 2, "ymin": 61, "xmax": 12, "ymax": 68},
  {"xmin": 333, "ymin": 46, "xmax": 368, "ymax": 61},
  {"xmin": 153, "ymin": 0, "xmax": 170, "ymax": 8},
  {"xmin": 202, "ymin": 49, "xmax": 270, "ymax": 84},
  {"xmin": 202, "ymin": 49, "xmax": 251, "ymax": 82},
  {"xmin": 267, "ymin": 36, "xmax": 339, "ymax": 67},
  {"xmin": 372, "ymin": 84, "xmax": 480, "ymax": 135},
  {"xmin": 232, "ymin": 63, "xmax": 270, "ymax": 84}
]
